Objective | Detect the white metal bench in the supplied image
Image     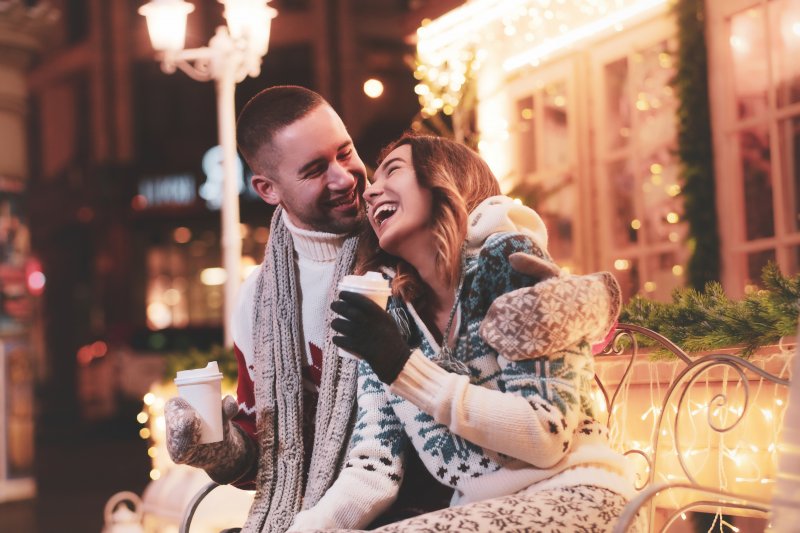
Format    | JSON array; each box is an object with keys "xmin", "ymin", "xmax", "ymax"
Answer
[{"xmin": 598, "ymin": 324, "xmax": 791, "ymax": 532}]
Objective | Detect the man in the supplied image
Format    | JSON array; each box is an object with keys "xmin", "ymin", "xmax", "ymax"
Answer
[{"xmin": 164, "ymin": 86, "xmax": 449, "ymax": 533}]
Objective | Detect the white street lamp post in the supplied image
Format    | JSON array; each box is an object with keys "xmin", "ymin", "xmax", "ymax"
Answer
[{"xmin": 139, "ymin": 0, "xmax": 277, "ymax": 347}]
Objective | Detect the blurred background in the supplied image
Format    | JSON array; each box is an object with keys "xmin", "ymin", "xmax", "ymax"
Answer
[{"xmin": 0, "ymin": 0, "xmax": 798, "ymax": 530}]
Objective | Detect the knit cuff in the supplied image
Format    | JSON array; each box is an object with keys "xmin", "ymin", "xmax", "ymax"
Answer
[
  {"xmin": 389, "ymin": 350, "xmax": 455, "ymax": 413},
  {"xmin": 204, "ymin": 422, "xmax": 258, "ymax": 485}
]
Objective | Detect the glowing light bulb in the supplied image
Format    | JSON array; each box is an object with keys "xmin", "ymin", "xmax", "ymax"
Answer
[{"xmin": 363, "ymin": 79, "xmax": 384, "ymax": 99}]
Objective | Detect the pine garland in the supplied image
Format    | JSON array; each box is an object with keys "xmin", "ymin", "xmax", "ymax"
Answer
[
  {"xmin": 621, "ymin": 263, "xmax": 800, "ymax": 357},
  {"xmin": 673, "ymin": 0, "xmax": 720, "ymax": 287}
]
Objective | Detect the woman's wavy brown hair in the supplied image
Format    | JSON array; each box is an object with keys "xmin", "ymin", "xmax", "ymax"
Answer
[{"xmin": 355, "ymin": 134, "xmax": 501, "ymax": 310}]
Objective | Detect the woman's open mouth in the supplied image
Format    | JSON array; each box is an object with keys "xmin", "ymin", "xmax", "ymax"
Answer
[{"xmin": 373, "ymin": 203, "xmax": 397, "ymax": 227}]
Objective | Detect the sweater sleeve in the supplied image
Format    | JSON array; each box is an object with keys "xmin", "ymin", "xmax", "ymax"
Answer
[
  {"xmin": 288, "ymin": 362, "xmax": 405, "ymax": 531},
  {"xmin": 390, "ymin": 351, "xmax": 580, "ymax": 468}
]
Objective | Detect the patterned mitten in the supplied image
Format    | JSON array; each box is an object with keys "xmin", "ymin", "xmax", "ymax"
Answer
[
  {"xmin": 165, "ymin": 395, "xmax": 256, "ymax": 484},
  {"xmin": 479, "ymin": 271, "xmax": 622, "ymax": 360}
]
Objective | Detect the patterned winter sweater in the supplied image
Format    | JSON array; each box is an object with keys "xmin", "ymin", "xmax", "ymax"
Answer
[{"xmin": 289, "ymin": 231, "xmax": 631, "ymax": 531}]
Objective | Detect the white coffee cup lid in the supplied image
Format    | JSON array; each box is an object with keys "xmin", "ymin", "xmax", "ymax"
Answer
[
  {"xmin": 175, "ymin": 361, "xmax": 223, "ymax": 385},
  {"xmin": 339, "ymin": 271, "xmax": 391, "ymax": 293}
]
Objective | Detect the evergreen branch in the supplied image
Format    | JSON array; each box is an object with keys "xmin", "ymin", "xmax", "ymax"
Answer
[
  {"xmin": 673, "ymin": 0, "xmax": 720, "ymax": 287},
  {"xmin": 620, "ymin": 263, "xmax": 799, "ymax": 357}
]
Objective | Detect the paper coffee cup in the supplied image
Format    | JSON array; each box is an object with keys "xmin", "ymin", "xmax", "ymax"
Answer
[
  {"xmin": 338, "ymin": 271, "xmax": 392, "ymax": 309},
  {"xmin": 174, "ymin": 361, "xmax": 224, "ymax": 444},
  {"xmin": 337, "ymin": 271, "xmax": 392, "ymax": 359}
]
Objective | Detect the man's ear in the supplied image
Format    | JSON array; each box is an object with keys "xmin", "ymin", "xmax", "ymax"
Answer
[{"xmin": 251, "ymin": 174, "xmax": 281, "ymax": 206}]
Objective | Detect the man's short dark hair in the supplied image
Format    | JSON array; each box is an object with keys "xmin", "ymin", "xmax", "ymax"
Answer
[{"xmin": 236, "ymin": 85, "xmax": 327, "ymax": 175}]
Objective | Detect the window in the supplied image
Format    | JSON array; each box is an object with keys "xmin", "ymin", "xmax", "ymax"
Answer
[
  {"xmin": 708, "ymin": 0, "xmax": 800, "ymax": 295},
  {"xmin": 499, "ymin": 16, "xmax": 684, "ymax": 299},
  {"xmin": 506, "ymin": 64, "xmax": 580, "ymax": 272},
  {"xmin": 590, "ymin": 20, "xmax": 687, "ymax": 301}
]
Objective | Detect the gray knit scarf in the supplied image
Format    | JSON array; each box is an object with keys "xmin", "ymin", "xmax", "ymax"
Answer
[{"xmin": 242, "ymin": 207, "xmax": 360, "ymax": 533}]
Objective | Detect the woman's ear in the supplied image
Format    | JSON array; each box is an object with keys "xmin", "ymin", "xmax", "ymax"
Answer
[{"xmin": 251, "ymin": 174, "xmax": 281, "ymax": 206}]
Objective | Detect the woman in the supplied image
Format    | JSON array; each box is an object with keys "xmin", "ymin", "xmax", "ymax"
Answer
[{"xmin": 288, "ymin": 134, "xmax": 636, "ymax": 532}]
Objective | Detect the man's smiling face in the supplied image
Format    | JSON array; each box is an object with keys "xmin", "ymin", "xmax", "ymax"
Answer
[{"xmin": 252, "ymin": 104, "xmax": 367, "ymax": 234}]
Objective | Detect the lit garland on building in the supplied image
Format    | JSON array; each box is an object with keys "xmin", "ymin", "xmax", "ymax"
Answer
[{"xmin": 414, "ymin": 0, "xmax": 673, "ymax": 119}]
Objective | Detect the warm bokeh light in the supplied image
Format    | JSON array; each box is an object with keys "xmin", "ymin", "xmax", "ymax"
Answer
[
  {"xmin": 200, "ymin": 267, "xmax": 227, "ymax": 286},
  {"xmin": 173, "ymin": 226, "xmax": 192, "ymax": 243},
  {"xmin": 162, "ymin": 288, "xmax": 181, "ymax": 306},
  {"xmin": 363, "ymin": 78, "xmax": 384, "ymax": 98},
  {"xmin": 146, "ymin": 302, "xmax": 171, "ymax": 329},
  {"xmin": 614, "ymin": 259, "xmax": 631, "ymax": 270}
]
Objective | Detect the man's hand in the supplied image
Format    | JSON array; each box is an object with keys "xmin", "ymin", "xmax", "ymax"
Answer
[
  {"xmin": 165, "ymin": 395, "xmax": 255, "ymax": 483},
  {"xmin": 331, "ymin": 291, "xmax": 411, "ymax": 384}
]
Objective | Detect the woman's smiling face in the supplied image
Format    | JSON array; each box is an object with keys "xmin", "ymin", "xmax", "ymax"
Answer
[{"xmin": 364, "ymin": 144, "xmax": 434, "ymax": 258}]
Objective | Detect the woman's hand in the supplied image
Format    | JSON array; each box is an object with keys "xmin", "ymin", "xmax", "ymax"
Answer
[{"xmin": 331, "ymin": 291, "xmax": 412, "ymax": 384}]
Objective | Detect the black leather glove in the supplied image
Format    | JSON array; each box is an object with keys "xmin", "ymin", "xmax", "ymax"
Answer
[{"xmin": 331, "ymin": 291, "xmax": 412, "ymax": 384}]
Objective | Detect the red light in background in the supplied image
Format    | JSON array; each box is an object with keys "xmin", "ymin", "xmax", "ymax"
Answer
[
  {"xmin": 25, "ymin": 258, "xmax": 45, "ymax": 296},
  {"xmin": 77, "ymin": 340, "xmax": 109, "ymax": 366},
  {"xmin": 131, "ymin": 194, "xmax": 148, "ymax": 210}
]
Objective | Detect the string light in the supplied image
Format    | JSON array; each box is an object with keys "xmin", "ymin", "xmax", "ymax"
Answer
[{"xmin": 415, "ymin": 0, "xmax": 672, "ymax": 119}]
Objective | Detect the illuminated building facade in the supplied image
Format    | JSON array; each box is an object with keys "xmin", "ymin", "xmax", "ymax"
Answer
[{"xmin": 416, "ymin": 0, "xmax": 799, "ymax": 301}]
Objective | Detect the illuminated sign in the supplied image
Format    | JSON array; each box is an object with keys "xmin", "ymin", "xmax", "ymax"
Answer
[
  {"xmin": 199, "ymin": 145, "xmax": 245, "ymax": 210},
  {"xmin": 138, "ymin": 174, "xmax": 196, "ymax": 207}
]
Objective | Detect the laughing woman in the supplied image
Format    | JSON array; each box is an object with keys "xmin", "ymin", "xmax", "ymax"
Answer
[{"xmin": 287, "ymin": 134, "xmax": 638, "ymax": 533}]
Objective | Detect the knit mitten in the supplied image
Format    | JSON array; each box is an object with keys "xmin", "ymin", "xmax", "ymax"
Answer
[
  {"xmin": 165, "ymin": 395, "xmax": 256, "ymax": 484},
  {"xmin": 480, "ymin": 270, "xmax": 621, "ymax": 360}
]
